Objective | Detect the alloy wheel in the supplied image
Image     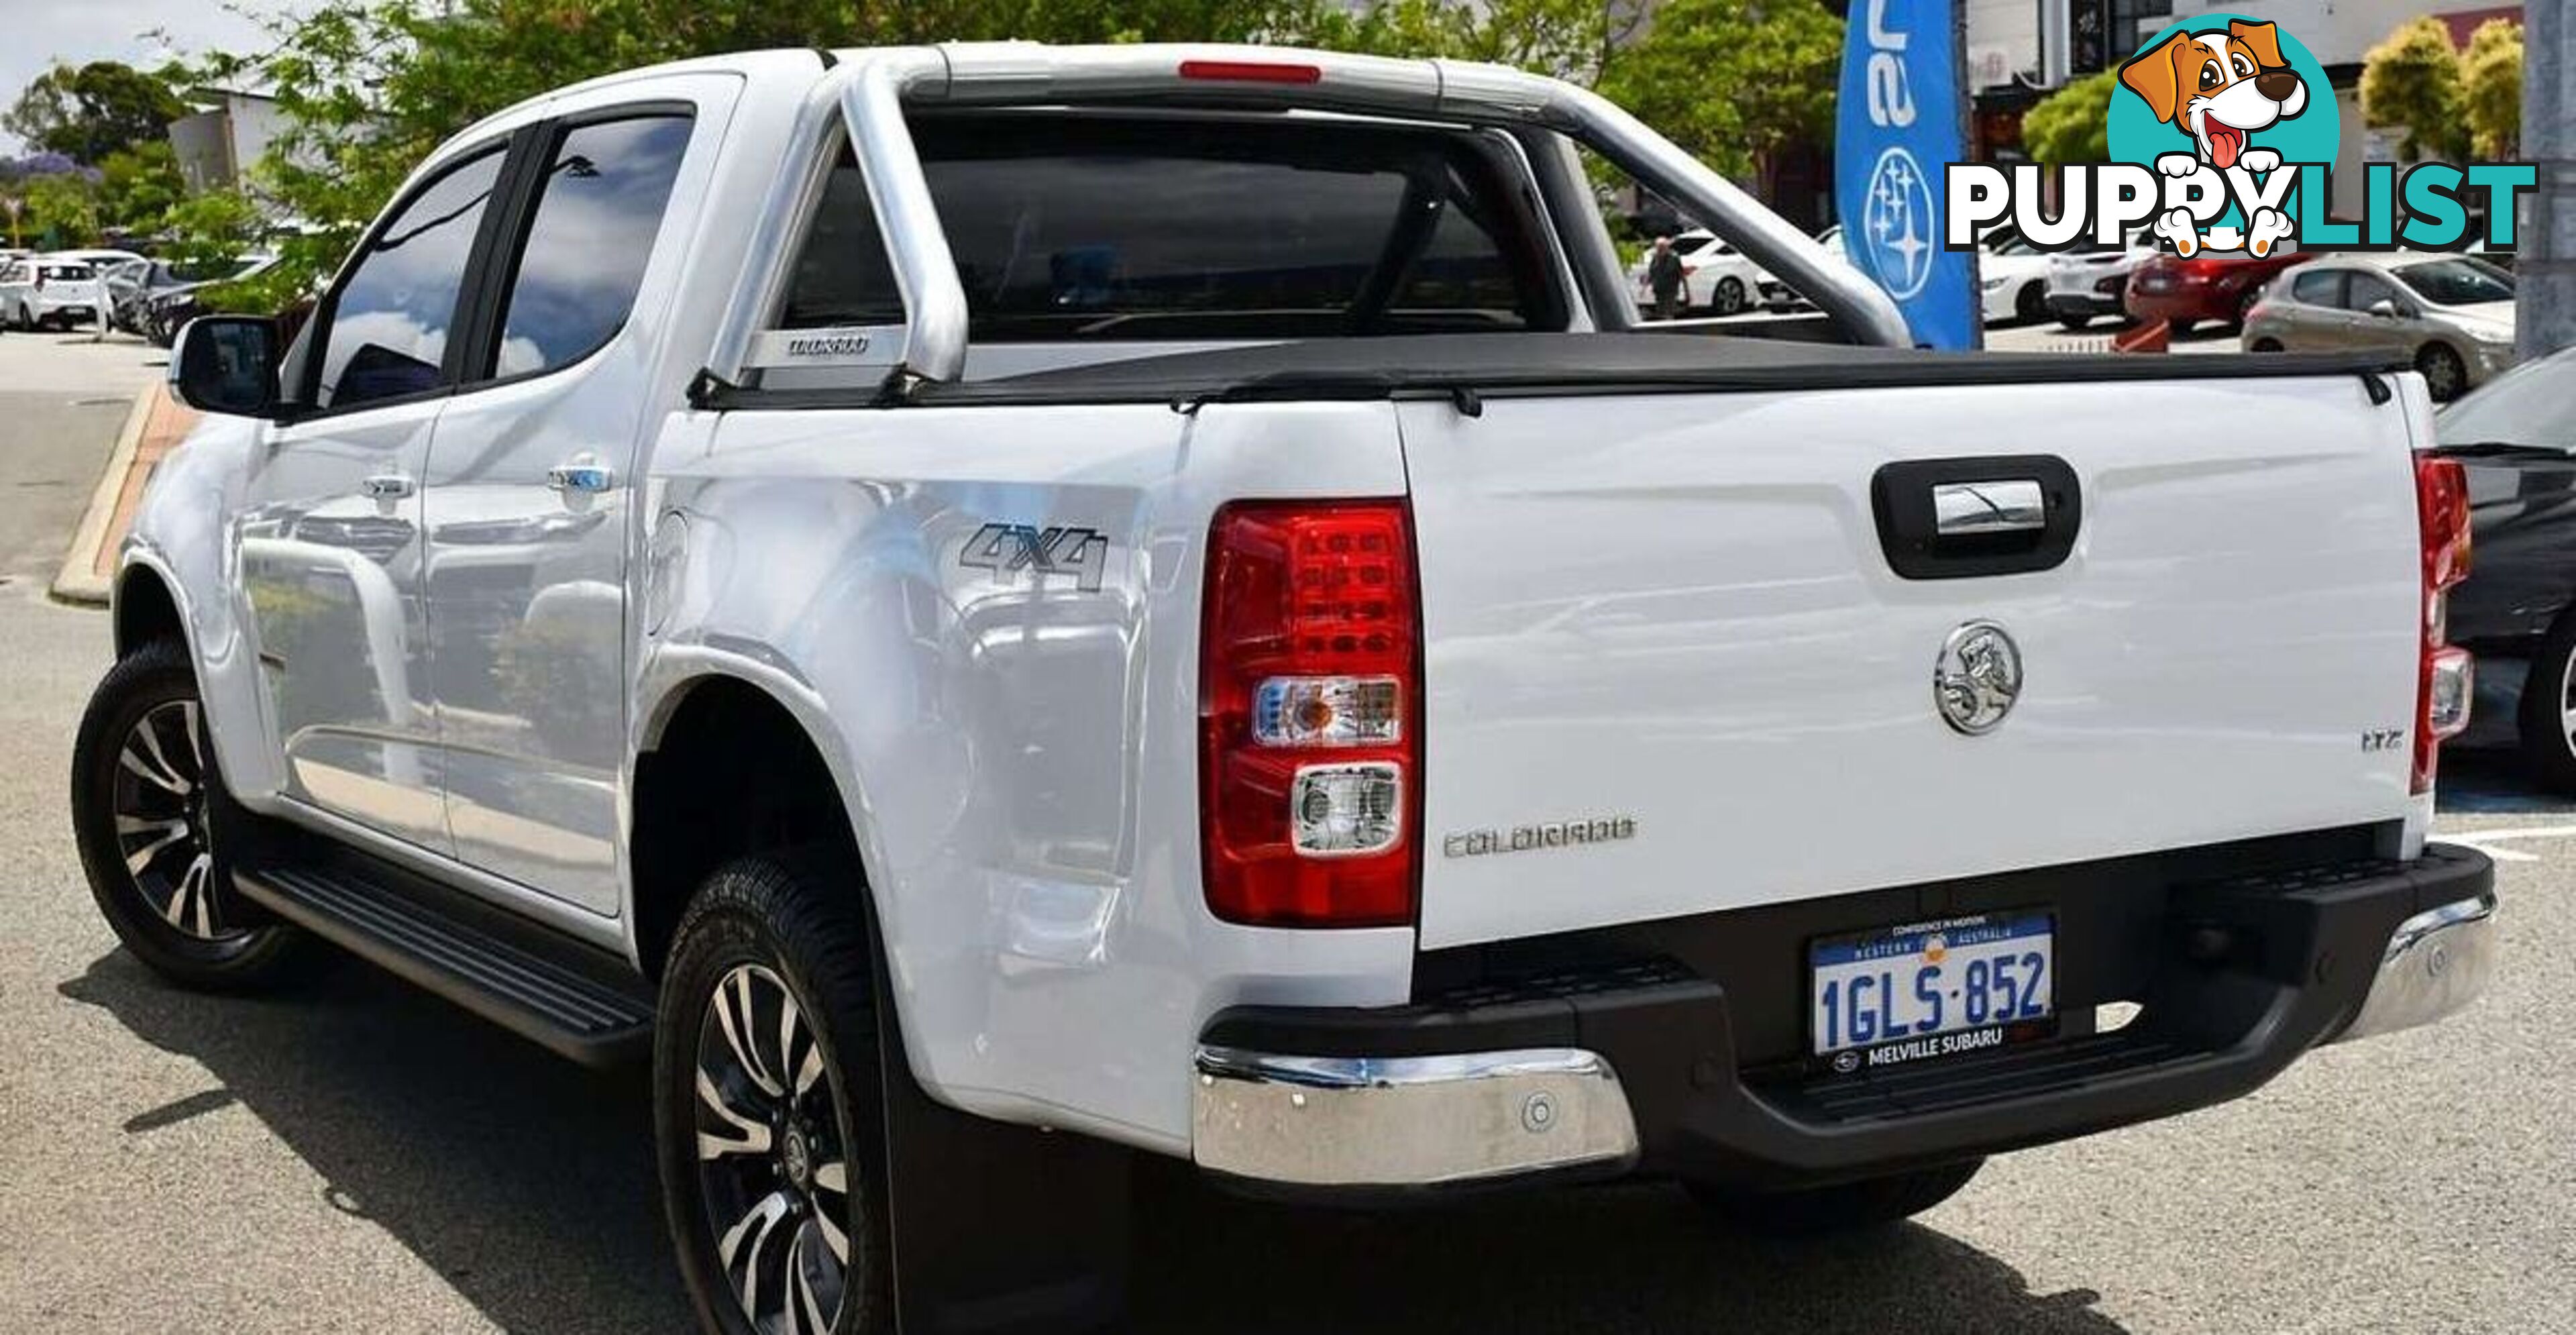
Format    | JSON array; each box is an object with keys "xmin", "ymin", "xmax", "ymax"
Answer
[
  {"xmin": 2419, "ymin": 345, "xmax": 2466, "ymax": 402},
  {"xmin": 694, "ymin": 963, "xmax": 851, "ymax": 1335},
  {"xmin": 110, "ymin": 700, "xmax": 235, "ymax": 941}
]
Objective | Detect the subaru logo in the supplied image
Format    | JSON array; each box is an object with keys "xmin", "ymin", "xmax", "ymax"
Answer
[{"xmin": 1935, "ymin": 621, "xmax": 2022, "ymax": 735}]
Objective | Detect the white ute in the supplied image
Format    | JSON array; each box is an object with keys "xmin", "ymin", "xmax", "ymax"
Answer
[{"xmin": 76, "ymin": 44, "xmax": 2494, "ymax": 1334}]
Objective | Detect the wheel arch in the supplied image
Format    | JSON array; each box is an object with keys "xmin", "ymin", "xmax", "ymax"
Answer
[
  {"xmin": 628, "ymin": 668, "xmax": 892, "ymax": 987},
  {"xmin": 111, "ymin": 560, "xmax": 187, "ymax": 659}
]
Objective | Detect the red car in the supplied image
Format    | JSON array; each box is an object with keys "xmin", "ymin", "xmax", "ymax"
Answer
[{"xmin": 2125, "ymin": 250, "xmax": 2316, "ymax": 333}]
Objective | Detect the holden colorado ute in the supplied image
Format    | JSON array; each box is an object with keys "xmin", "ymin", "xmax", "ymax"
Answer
[{"xmin": 73, "ymin": 43, "xmax": 2496, "ymax": 1335}]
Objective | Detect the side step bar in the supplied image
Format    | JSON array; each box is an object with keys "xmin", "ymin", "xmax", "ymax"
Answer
[{"xmin": 233, "ymin": 855, "xmax": 654, "ymax": 1067}]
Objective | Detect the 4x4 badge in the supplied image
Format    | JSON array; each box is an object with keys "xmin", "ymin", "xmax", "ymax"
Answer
[{"xmin": 960, "ymin": 523, "xmax": 1110, "ymax": 592}]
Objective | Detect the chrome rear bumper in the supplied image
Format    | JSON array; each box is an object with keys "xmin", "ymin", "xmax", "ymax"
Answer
[
  {"xmin": 2334, "ymin": 890, "xmax": 2499, "ymax": 1044},
  {"xmin": 1191, "ymin": 1047, "xmax": 1639, "ymax": 1188}
]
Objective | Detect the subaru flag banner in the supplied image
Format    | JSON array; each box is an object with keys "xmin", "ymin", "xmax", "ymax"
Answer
[{"xmin": 1837, "ymin": 0, "xmax": 1981, "ymax": 349}]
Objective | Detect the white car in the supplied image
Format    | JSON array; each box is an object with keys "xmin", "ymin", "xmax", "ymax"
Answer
[
  {"xmin": 1978, "ymin": 231, "xmax": 2056, "ymax": 325},
  {"xmin": 1629, "ymin": 227, "xmax": 1775, "ymax": 315},
  {"xmin": 2045, "ymin": 230, "xmax": 2156, "ymax": 329},
  {"xmin": 0, "ymin": 254, "xmax": 109, "ymax": 331},
  {"xmin": 89, "ymin": 43, "xmax": 2493, "ymax": 1335}
]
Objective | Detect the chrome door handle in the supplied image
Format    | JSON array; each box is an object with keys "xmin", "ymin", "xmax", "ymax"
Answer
[
  {"xmin": 545, "ymin": 463, "xmax": 615, "ymax": 494},
  {"xmin": 360, "ymin": 474, "xmax": 415, "ymax": 500},
  {"xmin": 1933, "ymin": 480, "xmax": 2046, "ymax": 537}
]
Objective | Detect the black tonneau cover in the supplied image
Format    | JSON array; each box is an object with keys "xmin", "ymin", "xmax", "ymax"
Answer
[{"xmin": 710, "ymin": 333, "xmax": 2410, "ymax": 411}]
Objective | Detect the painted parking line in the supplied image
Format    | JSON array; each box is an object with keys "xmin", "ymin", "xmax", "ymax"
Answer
[{"xmin": 2433, "ymin": 823, "xmax": 2576, "ymax": 863}]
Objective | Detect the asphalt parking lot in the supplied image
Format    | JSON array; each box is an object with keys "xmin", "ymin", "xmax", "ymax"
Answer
[{"xmin": 0, "ymin": 333, "xmax": 2569, "ymax": 1334}]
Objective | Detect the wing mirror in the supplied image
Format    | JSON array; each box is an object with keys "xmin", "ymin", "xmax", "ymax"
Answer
[
  {"xmin": 170, "ymin": 315, "xmax": 286, "ymax": 419},
  {"xmin": 2367, "ymin": 297, "xmax": 2408, "ymax": 321}
]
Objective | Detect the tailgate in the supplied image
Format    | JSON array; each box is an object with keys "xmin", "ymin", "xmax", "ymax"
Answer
[{"xmin": 1401, "ymin": 374, "xmax": 2423, "ymax": 949}]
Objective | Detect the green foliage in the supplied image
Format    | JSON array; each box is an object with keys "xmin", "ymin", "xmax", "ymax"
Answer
[
  {"xmin": 2361, "ymin": 16, "xmax": 2469, "ymax": 162},
  {"xmin": 1307, "ymin": 0, "xmax": 1634, "ymax": 84},
  {"xmin": 98, "ymin": 142, "xmax": 186, "ymax": 233},
  {"xmin": 3, "ymin": 61, "xmax": 190, "ymax": 164},
  {"xmin": 2024, "ymin": 69, "xmax": 2114, "ymax": 166},
  {"xmin": 1594, "ymin": 0, "xmax": 1841, "ymax": 180},
  {"xmin": 2461, "ymin": 19, "xmax": 2522, "ymax": 160},
  {"xmin": 21, "ymin": 172, "xmax": 101, "ymax": 248}
]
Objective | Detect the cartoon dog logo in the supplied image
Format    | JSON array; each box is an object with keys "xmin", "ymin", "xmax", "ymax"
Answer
[{"xmin": 2118, "ymin": 19, "xmax": 2310, "ymax": 256}]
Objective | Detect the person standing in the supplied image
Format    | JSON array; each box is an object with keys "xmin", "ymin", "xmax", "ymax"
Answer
[{"xmin": 1646, "ymin": 235, "xmax": 1686, "ymax": 320}]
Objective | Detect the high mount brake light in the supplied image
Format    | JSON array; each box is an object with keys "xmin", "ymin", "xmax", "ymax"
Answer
[
  {"xmin": 1199, "ymin": 500, "xmax": 1421, "ymax": 927},
  {"xmin": 2414, "ymin": 453, "xmax": 2473, "ymax": 795},
  {"xmin": 1177, "ymin": 59, "xmax": 1323, "ymax": 85}
]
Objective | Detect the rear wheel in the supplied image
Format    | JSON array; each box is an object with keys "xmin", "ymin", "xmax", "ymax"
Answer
[
  {"xmin": 2418, "ymin": 343, "xmax": 2469, "ymax": 403},
  {"xmin": 1712, "ymin": 276, "xmax": 1747, "ymax": 316},
  {"xmin": 70, "ymin": 638, "xmax": 301, "ymax": 988},
  {"xmin": 657, "ymin": 854, "xmax": 892, "ymax": 1335},
  {"xmin": 1686, "ymin": 1158, "xmax": 1984, "ymax": 1236},
  {"xmin": 2014, "ymin": 282, "xmax": 2045, "ymax": 325},
  {"xmin": 2056, "ymin": 311, "xmax": 2092, "ymax": 331},
  {"xmin": 2514, "ymin": 612, "xmax": 2576, "ymax": 794}
]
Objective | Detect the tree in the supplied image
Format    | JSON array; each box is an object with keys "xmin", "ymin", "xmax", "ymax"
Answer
[
  {"xmin": 2461, "ymin": 18, "xmax": 2522, "ymax": 160},
  {"xmin": 1595, "ymin": 0, "xmax": 1841, "ymax": 182},
  {"xmin": 2361, "ymin": 16, "xmax": 2470, "ymax": 162},
  {"xmin": 1308, "ymin": 0, "xmax": 1639, "ymax": 85},
  {"xmin": 3, "ymin": 61, "xmax": 190, "ymax": 165},
  {"xmin": 22, "ymin": 171, "xmax": 101, "ymax": 248},
  {"xmin": 98, "ymin": 142, "xmax": 186, "ymax": 234},
  {"xmin": 2025, "ymin": 69, "xmax": 2115, "ymax": 166}
]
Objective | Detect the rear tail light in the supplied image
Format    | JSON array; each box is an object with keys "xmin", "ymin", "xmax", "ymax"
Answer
[
  {"xmin": 1200, "ymin": 499, "xmax": 1421, "ymax": 926},
  {"xmin": 2414, "ymin": 453, "xmax": 2473, "ymax": 794},
  {"xmin": 1177, "ymin": 59, "xmax": 1322, "ymax": 85}
]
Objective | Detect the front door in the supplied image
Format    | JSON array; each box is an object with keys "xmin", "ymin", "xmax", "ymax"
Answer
[
  {"xmin": 235, "ymin": 143, "xmax": 515, "ymax": 850},
  {"xmin": 423, "ymin": 88, "xmax": 718, "ymax": 913}
]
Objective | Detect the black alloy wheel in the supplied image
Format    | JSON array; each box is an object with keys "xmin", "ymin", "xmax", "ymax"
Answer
[
  {"xmin": 659, "ymin": 856, "xmax": 890, "ymax": 1335},
  {"xmin": 2418, "ymin": 343, "xmax": 2469, "ymax": 403},
  {"xmin": 70, "ymin": 638, "xmax": 300, "ymax": 987}
]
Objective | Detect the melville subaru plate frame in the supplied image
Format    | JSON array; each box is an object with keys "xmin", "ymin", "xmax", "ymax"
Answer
[{"xmin": 1809, "ymin": 909, "xmax": 2057, "ymax": 1075}]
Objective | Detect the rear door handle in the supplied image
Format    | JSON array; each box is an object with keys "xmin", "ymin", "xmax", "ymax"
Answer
[
  {"xmin": 1933, "ymin": 480, "xmax": 2046, "ymax": 536},
  {"xmin": 360, "ymin": 474, "xmax": 414, "ymax": 500},
  {"xmin": 546, "ymin": 462, "xmax": 615, "ymax": 494}
]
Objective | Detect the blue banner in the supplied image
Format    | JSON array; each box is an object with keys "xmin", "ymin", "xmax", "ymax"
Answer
[{"xmin": 1835, "ymin": 0, "xmax": 1980, "ymax": 349}]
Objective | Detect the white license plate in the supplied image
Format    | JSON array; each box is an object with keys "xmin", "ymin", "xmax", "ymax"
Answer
[{"xmin": 1810, "ymin": 912, "xmax": 2054, "ymax": 1063}]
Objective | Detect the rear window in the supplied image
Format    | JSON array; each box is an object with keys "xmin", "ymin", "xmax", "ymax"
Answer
[{"xmin": 782, "ymin": 115, "xmax": 1564, "ymax": 340}]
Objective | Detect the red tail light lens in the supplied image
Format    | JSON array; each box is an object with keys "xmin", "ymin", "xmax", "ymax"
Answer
[
  {"xmin": 2414, "ymin": 454, "xmax": 2473, "ymax": 794},
  {"xmin": 1177, "ymin": 59, "xmax": 1322, "ymax": 85},
  {"xmin": 1200, "ymin": 499, "xmax": 1420, "ymax": 926}
]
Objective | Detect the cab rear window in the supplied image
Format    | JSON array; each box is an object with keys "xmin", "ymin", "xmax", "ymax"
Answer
[{"xmin": 782, "ymin": 114, "xmax": 1566, "ymax": 339}]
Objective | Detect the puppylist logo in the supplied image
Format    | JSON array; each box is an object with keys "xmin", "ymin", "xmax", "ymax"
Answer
[{"xmin": 1945, "ymin": 14, "xmax": 2536, "ymax": 258}]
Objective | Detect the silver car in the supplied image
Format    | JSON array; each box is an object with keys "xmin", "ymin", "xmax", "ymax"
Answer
[{"xmin": 2242, "ymin": 253, "xmax": 2516, "ymax": 401}]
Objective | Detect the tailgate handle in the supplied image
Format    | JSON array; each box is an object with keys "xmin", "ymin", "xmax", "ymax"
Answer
[
  {"xmin": 1933, "ymin": 480, "xmax": 2046, "ymax": 536},
  {"xmin": 1873, "ymin": 456, "xmax": 2081, "ymax": 580}
]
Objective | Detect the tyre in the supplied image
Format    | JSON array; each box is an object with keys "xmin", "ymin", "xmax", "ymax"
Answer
[
  {"xmin": 2167, "ymin": 317, "xmax": 2196, "ymax": 337},
  {"xmin": 2014, "ymin": 282, "xmax": 2045, "ymax": 325},
  {"xmin": 1713, "ymin": 276, "xmax": 1747, "ymax": 316},
  {"xmin": 2249, "ymin": 337, "xmax": 2284, "ymax": 353},
  {"xmin": 70, "ymin": 638, "xmax": 301, "ymax": 988},
  {"xmin": 1686, "ymin": 1158, "xmax": 1984, "ymax": 1237},
  {"xmin": 2229, "ymin": 286, "xmax": 2261, "ymax": 331},
  {"xmin": 2056, "ymin": 311, "xmax": 2092, "ymax": 331},
  {"xmin": 2515, "ymin": 613, "xmax": 2576, "ymax": 794},
  {"xmin": 657, "ymin": 854, "xmax": 892, "ymax": 1335},
  {"xmin": 2417, "ymin": 343, "xmax": 2469, "ymax": 403}
]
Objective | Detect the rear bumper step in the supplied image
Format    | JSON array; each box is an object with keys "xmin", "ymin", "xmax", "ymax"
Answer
[
  {"xmin": 1194, "ymin": 843, "xmax": 2492, "ymax": 1193},
  {"xmin": 233, "ymin": 856, "xmax": 653, "ymax": 1067}
]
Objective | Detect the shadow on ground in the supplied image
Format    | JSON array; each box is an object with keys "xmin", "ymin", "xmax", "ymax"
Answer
[{"xmin": 64, "ymin": 949, "xmax": 2129, "ymax": 1335}]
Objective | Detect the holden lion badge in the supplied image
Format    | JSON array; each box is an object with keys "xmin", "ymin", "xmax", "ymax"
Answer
[{"xmin": 1935, "ymin": 621, "xmax": 2022, "ymax": 735}]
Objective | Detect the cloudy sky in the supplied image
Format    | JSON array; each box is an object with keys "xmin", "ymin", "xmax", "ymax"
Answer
[{"xmin": 5, "ymin": 1, "xmax": 291, "ymax": 154}]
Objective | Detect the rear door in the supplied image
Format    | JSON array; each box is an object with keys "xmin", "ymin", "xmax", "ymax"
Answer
[
  {"xmin": 1401, "ymin": 371, "xmax": 2424, "ymax": 947},
  {"xmin": 421, "ymin": 78, "xmax": 727, "ymax": 913}
]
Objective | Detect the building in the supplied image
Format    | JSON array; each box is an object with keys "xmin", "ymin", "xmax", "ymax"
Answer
[{"xmin": 168, "ymin": 88, "xmax": 290, "ymax": 194}]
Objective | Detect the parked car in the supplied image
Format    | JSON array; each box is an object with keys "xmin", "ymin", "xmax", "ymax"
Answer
[
  {"xmin": 2043, "ymin": 230, "xmax": 2153, "ymax": 329},
  {"xmin": 1627, "ymin": 227, "xmax": 1773, "ymax": 315},
  {"xmin": 2124, "ymin": 248, "xmax": 2315, "ymax": 334},
  {"xmin": 2432, "ymin": 345, "xmax": 2576, "ymax": 786},
  {"xmin": 81, "ymin": 44, "xmax": 2493, "ymax": 1335},
  {"xmin": 1978, "ymin": 230, "xmax": 2055, "ymax": 325},
  {"xmin": 2243, "ymin": 254, "xmax": 2516, "ymax": 401},
  {"xmin": 133, "ymin": 252, "xmax": 279, "ymax": 347},
  {"xmin": 0, "ymin": 255, "xmax": 107, "ymax": 331}
]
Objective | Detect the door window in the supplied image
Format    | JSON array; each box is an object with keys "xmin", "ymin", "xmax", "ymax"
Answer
[
  {"xmin": 490, "ymin": 114, "xmax": 694, "ymax": 379},
  {"xmin": 314, "ymin": 148, "xmax": 506, "ymax": 410},
  {"xmin": 2342, "ymin": 271, "xmax": 2402, "ymax": 313},
  {"xmin": 2290, "ymin": 270, "xmax": 2341, "ymax": 306}
]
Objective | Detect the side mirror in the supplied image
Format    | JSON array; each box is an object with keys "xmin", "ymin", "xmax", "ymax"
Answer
[
  {"xmin": 171, "ymin": 315, "xmax": 284, "ymax": 418},
  {"xmin": 2366, "ymin": 298, "xmax": 2406, "ymax": 320}
]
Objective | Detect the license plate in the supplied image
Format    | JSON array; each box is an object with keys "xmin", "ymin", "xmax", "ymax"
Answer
[{"xmin": 1810, "ymin": 912, "xmax": 2054, "ymax": 1067}]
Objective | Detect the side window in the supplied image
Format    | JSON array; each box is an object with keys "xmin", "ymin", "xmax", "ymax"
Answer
[
  {"xmin": 316, "ymin": 148, "xmax": 506, "ymax": 410},
  {"xmin": 2290, "ymin": 270, "xmax": 2341, "ymax": 307},
  {"xmin": 491, "ymin": 114, "xmax": 694, "ymax": 379},
  {"xmin": 2344, "ymin": 272, "xmax": 2400, "ymax": 312}
]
